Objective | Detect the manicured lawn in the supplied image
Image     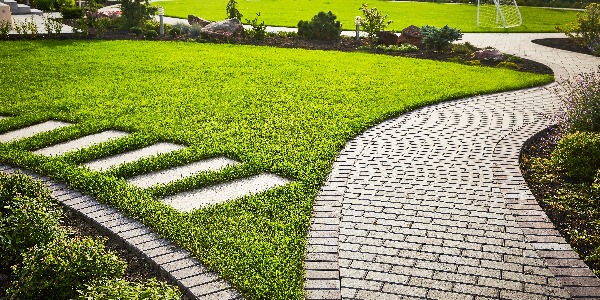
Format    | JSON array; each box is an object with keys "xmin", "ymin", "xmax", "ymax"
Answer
[
  {"xmin": 0, "ymin": 40, "xmax": 553, "ymax": 299},
  {"xmin": 155, "ymin": 0, "xmax": 578, "ymax": 32}
]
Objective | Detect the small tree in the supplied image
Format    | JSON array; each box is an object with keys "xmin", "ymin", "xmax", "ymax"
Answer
[
  {"xmin": 120, "ymin": 0, "xmax": 154, "ymax": 29},
  {"xmin": 359, "ymin": 3, "xmax": 392, "ymax": 45},
  {"xmin": 557, "ymin": 3, "xmax": 600, "ymax": 55},
  {"xmin": 297, "ymin": 11, "xmax": 342, "ymax": 40},
  {"xmin": 226, "ymin": 0, "xmax": 242, "ymax": 20}
]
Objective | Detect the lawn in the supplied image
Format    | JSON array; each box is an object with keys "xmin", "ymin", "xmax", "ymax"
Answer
[
  {"xmin": 154, "ymin": 0, "xmax": 579, "ymax": 32},
  {"xmin": 0, "ymin": 40, "xmax": 553, "ymax": 299}
]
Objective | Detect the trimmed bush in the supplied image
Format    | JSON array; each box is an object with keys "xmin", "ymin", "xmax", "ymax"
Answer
[
  {"xmin": 551, "ymin": 131, "xmax": 600, "ymax": 181},
  {"xmin": 0, "ymin": 173, "xmax": 65, "ymax": 264},
  {"xmin": 144, "ymin": 29, "xmax": 158, "ymax": 39},
  {"xmin": 78, "ymin": 278, "xmax": 182, "ymax": 300},
  {"xmin": 421, "ymin": 25, "xmax": 463, "ymax": 51},
  {"xmin": 557, "ymin": 70, "xmax": 600, "ymax": 133},
  {"xmin": 130, "ymin": 26, "xmax": 144, "ymax": 35},
  {"xmin": 497, "ymin": 61, "xmax": 518, "ymax": 70},
  {"xmin": 169, "ymin": 27, "xmax": 182, "ymax": 37},
  {"xmin": 7, "ymin": 237, "xmax": 127, "ymax": 300},
  {"xmin": 297, "ymin": 11, "xmax": 342, "ymax": 40},
  {"xmin": 60, "ymin": 6, "xmax": 84, "ymax": 19}
]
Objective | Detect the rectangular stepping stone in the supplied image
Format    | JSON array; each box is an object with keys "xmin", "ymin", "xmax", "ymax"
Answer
[
  {"xmin": 84, "ymin": 143, "xmax": 186, "ymax": 171},
  {"xmin": 33, "ymin": 130, "xmax": 129, "ymax": 157},
  {"xmin": 0, "ymin": 120, "xmax": 71, "ymax": 143},
  {"xmin": 127, "ymin": 157, "xmax": 241, "ymax": 189},
  {"xmin": 161, "ymin": 173, "xmax": 291, "ymax": 212},
  {"xmin": 0, "ymin": 116, "xmax": 7, "ymax": 121}
]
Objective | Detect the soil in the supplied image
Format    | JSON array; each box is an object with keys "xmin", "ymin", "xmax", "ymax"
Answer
[{"xmin": 532, "ymin": 37, "xmax": 596, "ymax": 56}]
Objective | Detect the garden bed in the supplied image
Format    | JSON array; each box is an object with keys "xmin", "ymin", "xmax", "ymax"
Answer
[{"xmin": 532, "ymin": 37, "xmax": 595, "ymax": 56}]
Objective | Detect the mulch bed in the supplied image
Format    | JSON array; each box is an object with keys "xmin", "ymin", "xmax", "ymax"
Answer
[{"xmin": 532, "ymin": 37, "xmax": 595, "ymax": 56}]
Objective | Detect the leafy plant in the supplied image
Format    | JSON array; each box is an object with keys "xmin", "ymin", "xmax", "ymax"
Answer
[
  {"xmin": 375, "ymin": 43, "xmax": 419, "ymax": 52},
  {"xmin": 60, "ymin": 6, "xmax": 84, "ymax": 19},
  {"xmin": 504, "ymin": 54, "xmax": 524, "ymax": 63},
  {"xmin": 359, "ymin": 3, "xmax": 392, "ymax": 45},
  {"xmin": 130, "ymin": 26, "xmax": 144, "ymax": 35},
  {"xmin": 0, "ymin": 20, "xmax": 10, "ymax": 39},
  {"xmin": 77, "ymin": 278, "xmax": 182, "ymax": 300},
  {"xmin": 32, "ymin": 0, "xmax": 74, "ymax": 12},
  {"xmin": 189, "ymin": 23, "xmax": 203, "ymax": 37},
  {"xmin": 172, "ymin": 22, "xmax": 191, "ymax": 34},
  {"xmin": 43, "ymin": 17, "xmax": 63, "ymax": 37},
  {"xmin": 464, "ymin": 59, "xmax": 481, "ymax": 66},
  {"xmin": 421, "ymin": 25, "xmax": 463, "ymax": 51},
  {"xmin": 169, "ymin": 27, "xmax": 182, "ymax": 37},
  {"xmin": 557, "ymin": 3, "xmax": 600, "ymax": 55},
  {"xmin": 120, "ymin": 0, "xmax": 154, "ymax": 29},
  {"xmin": 7, "ymin": 237, "xmax": 127, "ymax": 300},
  {"xmin": 497, "ymin": 61, "xmax": 518, "ymax": 70},
  {"xmin": 226, "ymin": 0, "xmax": 242, "ymax": 20},
  {"xmin": 144, "ymin": 29, "xmax": 158, "ymax": 39},
  {"xmin": 556, "ymin": 70, "xmax": 600, "ymax": 132},
  {"xmin": 551, "ymin": 131, "xmax": 600, "ymax": 180},
  {"xmin": 451, "ymin": 42, "xmax": 477, "ymax": 54},
  {"xmin": 246, "ymin": 12, "xmax": 267, "ymax": 40},
  {"xmin": 297, "ymin": 11, "xmax": 342, "ymax": 40}
]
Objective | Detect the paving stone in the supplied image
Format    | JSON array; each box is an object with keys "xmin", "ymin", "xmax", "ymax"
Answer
[
  {"xmin": 161, "ymin": 173, "xmax": 291, "ymax": 212},
  {"xmin": 0, "ymin": 120, "xmax": 71, "ymax": 143},
  {"xmin": 127, "ymin": 157, "xmax": 240, "ymax": 188},
  {"xmin": 84, "ymin": 142, "xmax": 186, "ymax": 171},
  {"xmin": 33, "ymin": 130, "xmax": 129, "ymax": 156}
]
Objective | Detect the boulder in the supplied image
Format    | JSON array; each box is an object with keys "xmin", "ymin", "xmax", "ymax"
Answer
[
  {"xmin": 376, "ymin": 31, "xmax": 399, "ymax": 46},
  {"xmin": 398, "ymin": 25, "xmax": 422, "ymax": 47},
  {"xmin": 473, "ymin": 49, "xmax": 504, "ymax": 61},
  {"xmin": 188, "ymin": 15, "xmax": 211, "ymax": 26},
  {"xmin": 0, "ymin": 3, "xmax": 11, "ymax": 27},
  {"xmin": 200, "ymin": 18, "xmax": 244, "ymax": 38}
]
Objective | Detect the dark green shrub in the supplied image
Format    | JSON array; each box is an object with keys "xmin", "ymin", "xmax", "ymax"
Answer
[
  {"xmin": 551, "ymin": 131, "xmax": 600, "ymax": 180},
  {"xmin": 497, "ymin": 61, "xmax": 519, "ymax": 70},
  {"xmin": 226, "ymin": 0, "xmax": 242, "ymax": 20},
  {"xmin": 421, "ymin": 25, "xmax": 463, "ymax": 51},
  {"xmin": 32, "ymin": 0, "xmax": 74, "ymax": 12},
  {"xmin": 451, "ymin": 42, "xmax": 477, "ymax": 54},
  {"xmin": 557, "ymin": 3, "xmax": 600, "ymax": 55},
  {"xmin": 169, "ymin": 27, "xmax": 182, "ymax": 37},
  {"xmin": 120, "ymin": 0, "xmax": 154, "ymax": 29},
  {"xmin": 297, "ymin": 11, "xmax": 342, "ymax": 40},
  {"xmin": 78, "ymin": 278, "xmax": 182, "ymax": 300},
  {"xmin": 0, "ymin": 173, "xmax": 65, "ymax": 264},
  {"xmin": 130, "ymin": 26, "xmax": 144, "ymax": 35},
  {"xmin": 7, "ymin": 237, "xmax": 126, "ymax": 300},
  {"xmin": 504, "ymin": 54, "xmax": 524, "ymax": 63},
  {"xmin": 557, "ymin": 70, "xmax": 600, "ymax": 133},
  {"xmin": 172, "ymin": 22, "xmax": 191, "ymax": 34},
  {"xmin": 464, "ymin": 59, "xmax": 481, "ymax": 66},
  {"xmin": 60, "ymin": 6, "xmax": 84, "ymax": 19},
  {"xmin": 144, "ymin": 29, "xmax": 158, "ymax": 39},
  {"xmin": 245, "ymin": 12, "xmax": 267, "ymax": 40}
]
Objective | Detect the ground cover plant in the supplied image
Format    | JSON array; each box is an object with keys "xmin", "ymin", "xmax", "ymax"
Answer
[
  {"xmin": 155, "ymin": 1, "xmax": 578, "ymax": 32},
  {"xmin": 0, "ymin": 40, "xmax": 553, "ymax": 299}
]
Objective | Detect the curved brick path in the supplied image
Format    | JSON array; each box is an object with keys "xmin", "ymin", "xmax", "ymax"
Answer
[{"xmin": 305, "ymin": 33, "xmax": 600, "ymax": 299}]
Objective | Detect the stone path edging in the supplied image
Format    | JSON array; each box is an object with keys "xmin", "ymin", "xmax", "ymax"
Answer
[{"xmin": 0, "ymin": 163, "xmax": 243, "ymax": 300}]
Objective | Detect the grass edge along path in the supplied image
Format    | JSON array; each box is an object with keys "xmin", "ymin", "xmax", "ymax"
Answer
[
  {"xmin": 0, "ymin": 40, "xmax": 554, "ymax": 299},
  {"xmin": 155, "ymin": 1, "xmax": 579, "ymax": 33}
]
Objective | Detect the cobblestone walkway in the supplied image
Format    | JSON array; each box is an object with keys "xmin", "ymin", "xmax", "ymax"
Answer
[{"xmin": 305, "ymin": 33, "xmax": 600, "ymax": 299}]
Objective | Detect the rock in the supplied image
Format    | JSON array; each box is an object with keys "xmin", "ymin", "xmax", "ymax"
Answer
[
  {"xmin": 473, "ymin": 49, "xmax": 504, "ymax": 61},
  {"xmin": 398, "ymin": 25, "xmax": 422, "ymax": 47},
  {"xmin": 0, "ymin": 3, "xmax": 11, "ymax": 27},
  {"xmin": 376, "ymin": 31, "xmax": 398, "ymax": 46},
  {"xmin": 200, "ymin": 18, "xmax": 244, "ymax": 38},
  {"xmin": 188, "ymin": 15, "xmax": 211, "ymax": 26}
]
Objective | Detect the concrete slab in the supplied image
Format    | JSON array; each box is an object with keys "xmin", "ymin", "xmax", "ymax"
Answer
[
  {"xmin": 0, "ymin": 116, "xmax": 7, "ymax": 121},
  {"xmin": 0, "ymin": 120, "xmax": 71, "ymax": 143},
  {"xmin": 84, "ymin": 143, "xmax": 186, "ymax": 171},
  {"xmin": 161, "ymin": 173, "xmax": 291, "ymax": 212},
  {"xmin": 127, "ymin": 157, "xmax": 241, "ymax": 189},
  {"xmin": 33, "ymin": 130, "xmax": 129, "ymax": 157}
]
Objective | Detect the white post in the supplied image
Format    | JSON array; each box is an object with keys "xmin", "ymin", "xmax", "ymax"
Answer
[
  {"xmin": 355, "ymin": 16, "xmax": 361, "ymax": 41},
  {"xmin": 158, "ymin": 7, "xmax": 164, "ymax": 36}
]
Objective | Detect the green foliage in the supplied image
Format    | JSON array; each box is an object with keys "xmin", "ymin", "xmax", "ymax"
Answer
[
  {"xmin": 464, "ymin": 59, "xmax": 481, "ymax": 65},
  {"xmin": 359, "ymin": 3, "xmax": 392, "ymax": 45},
  {"xmin": 189, "ymin": 24, "xmax": 203, "ymax": 37},
  {"xmin": 451, "ymin": 42, "xmax": 477, "ymax": 54},
  {"xmin": 497, "ymin": 61, "xmax": 519, "ymax": 70},
  {"xmin": 32, "ymin": 0, "xmax": 74, "ymax": 12},
  {"xmin": 0, "ymin": 20, "xmax": 11, "ymax": 39},
  {"xmin": 375, "ymin": 43, "xmax": 419, "ymax": 52},
  {"xmin": 0, "ymin": 40, "xmax": 554, "ymax": 300},
  {"xmin": 13, "ymin": 17, "xmax": 39, "ymax": 37},
  {"xmin": 557, "ymin": 3, "xmax": 600, "ymax": 55},
  {"xmin": 0, "ymin": 173, "xmax": 65, "ymax": 264},
  {"xmin": 421, "ymin": 25, "xmax": 463, "ymax": 51},
  {"xmin": 557, "ymin": 70, "xmax": 600, "ymax": 133},
  {"xmin": 130, "ymin": 26, "xmax": 144, "ymax": 35},
  {"xmin": 172, "ymin": 22, "xmax": 191, "ymax": 34},
  {"xmin": 78, "ymin": 278, "xmax": 182, "ymax": 300},
  {"xmin": 144, "ymin": 29, "xmax": 158, "ymax": 39},
  {"xmin": 169, "ymin": 27, "xmax": 182, "ymax": 37},
  {"xmin": 226, "ymin": 0, "xmax": 242, "ymax": 20},
  {"xmin": 245, "ymin": 13, "xmax": 267, "ymax": 40},
  {"xmin": 7, "ymin": 237, "xmax": 126, "ymax": 300},
  {"xmin": 60, "ymin": 6, "xmax": 85, "ymax": 19},
  {"xmin": 120, "ymin": 0, "xmax": 154, "ymax": 29},
  {"xmin": 297, "ymin": 11, "xmax": 342, "ymax": 40},
  {"xmin": 43, "ymin": 17, "xmax": 64, "ymax": 37},
  {"xmin": 504, "ymin": 54, "xmax": 524, "ymax": 63},
  {"xmin": 551, "ymin": 131, "xmax": 600, "ymax": 181}
]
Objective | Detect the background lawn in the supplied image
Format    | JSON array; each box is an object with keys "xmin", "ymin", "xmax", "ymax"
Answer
[
  {"xmin": 154, "ymin": 0, "xmax": 579, "ymax": 32},
  {"xmin": 0, "ymin": 40, "xmax": 553, "ymax": 299}
]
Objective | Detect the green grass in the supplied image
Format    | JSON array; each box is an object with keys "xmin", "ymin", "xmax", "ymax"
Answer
[
  {"xmin": 155, "ymin": 1, "xmax": 579, "ymax": 32},
  {"xmin": 0, "ymin": 40, "xmax": 553, "ymax": 299}
]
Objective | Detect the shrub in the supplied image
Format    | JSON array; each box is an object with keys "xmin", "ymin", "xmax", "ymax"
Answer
[
  {"xmin": 144, "ymin": 29, "xmax": 158, "ymax": 39},
  {"xmin": 32, "ymin": 0, "xmax": 74, "ymax": 11},
  {"xmin": 0, "ymin": 173, "xmax": 65, "ymax": 264},
  {"xmin": 7, "ymin": 237, "xmax": 126, "ymax": 300},
  {"xmin": 60, "ymin": 6, "xmax": 84, "ymax": 19},
  {"xmin": 0, "ymin": 20, "xmax": 11, "ymax": 39},
  {"xmin": 120, "ymin": 0, "xmax": 154, "ymax": 29},
  {"xmin": 172, "ymin": 22, "xmax": 191, "ymax": 34},
  {"xmin": 226, "ymin": 0, "xmax": 242, "ymax": 20},
  {"xmin": 504, "ymin": 54, "xmax": 524, "ymax": 63},
  {"xmin": 421, "ymin": 25, "xmax": 463, "ymax": 51},
  {"xmin": 556, "ymin": 70, "xmax": 600, "ymax": 132},
  {"xmin": 246, "ymin": 12, "xmax": 267, "ymax": 40},
  {"xmin": 297, "ymin": 11, "xmax": 341, "ymax": 41},
  {"xmin": 169, "ymin": 27, "xmax": 182, "ymax": 37},
  {"xmin": 557, "ymin": 3, "xmax": 600, "ymax": 55},
  {"xmin": 497, "ymin": 61, "xmax": 519, "ymax": 70},
  {"xmin": 130, "ymin": 26, "xmax": 143, "ymax": 35},
  {"xmin": 78, "ymin": 278, "xmax": 182, "ymax": 300},
  {"xmin": 551, "ymin": 131, "xmax": 600, "ymax": 180},
  {"xmin": 189, "ymin": 24, "xmax": 203, "ymax": 37},
  {"xmin": 359, "ymin": 3, "xmax": 392, "ymax": 45},
  {"xmin": 451, "ymin": 42, "xmax": 477, "ymax": 54},
  {"xmin": 464, "ymin": 59, "xmax": 481, "ymax": 66},
  {"xmin": 375, "ymin": 43, "xmax": 419, "ymax": 53}
]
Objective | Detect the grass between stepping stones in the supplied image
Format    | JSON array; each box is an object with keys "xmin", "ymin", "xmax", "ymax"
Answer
[
  {"xmin": 155, "ymin": 1, "xmax": 579, "ymax": 33},
  {"xmin": 0, "ymin": 40, "xmax": 553, "ymax": 299}
]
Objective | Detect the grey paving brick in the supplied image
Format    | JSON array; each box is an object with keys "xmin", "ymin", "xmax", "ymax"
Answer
[
  {"xmin": 0, "ymin": 120, "xmax": 71, "ymax": 143},
  {"xmin": 84, "ymin": 142, "xmax": 186, "ymax": 171},
  {"xmin": 34, "ymin": 130, "xmax": 129, "ymax": 156}
]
